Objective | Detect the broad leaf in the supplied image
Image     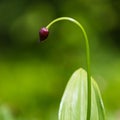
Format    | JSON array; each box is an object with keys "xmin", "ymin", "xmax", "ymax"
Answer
[{"xmin": 58, "ymin": 68, "xmax": 106, "ymax": 120}]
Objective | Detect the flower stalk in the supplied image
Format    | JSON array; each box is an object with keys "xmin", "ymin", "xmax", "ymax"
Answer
[{"xmin": 39, "ymin": 17, "xmax": 91, "ymax": 120}]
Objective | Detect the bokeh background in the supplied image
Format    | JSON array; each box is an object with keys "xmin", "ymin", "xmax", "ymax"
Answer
[{"xmin": 0, "ymin": 0, "xmax": 120, "ymax": 120}]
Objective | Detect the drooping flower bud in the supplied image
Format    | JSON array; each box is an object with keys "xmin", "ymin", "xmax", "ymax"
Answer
[{"xmin": 39, "ymin": 27, "xmax": 49, "ymax": 41}]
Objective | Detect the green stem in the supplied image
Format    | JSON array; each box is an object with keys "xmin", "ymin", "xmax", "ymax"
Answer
[{"xmin": 46, "ymin": 17, "xmax": 91, "ymax": 120}]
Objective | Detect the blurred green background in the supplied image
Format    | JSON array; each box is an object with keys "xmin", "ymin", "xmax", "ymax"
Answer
[{"xmin": 0, "ymin": 0, "xmax": 120, "ymax": 119}]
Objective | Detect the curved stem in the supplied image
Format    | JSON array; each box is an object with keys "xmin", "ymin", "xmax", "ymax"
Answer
[{"xmin": 46, "ymin": 17, "xmax": 91, "ymax": 120}]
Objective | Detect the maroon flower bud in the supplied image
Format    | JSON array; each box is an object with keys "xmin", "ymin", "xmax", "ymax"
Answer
[{"xmin": 39, "ymin": 27, "xmax": 49, "ymax": 42}]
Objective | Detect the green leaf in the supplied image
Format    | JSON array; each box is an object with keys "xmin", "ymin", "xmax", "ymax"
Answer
[
  {"xmin": 58, "ymin": 68, "xmax": 106, "ymax": 120},
  {"xmin": 92, "ymin": 79, "xmax": 106, "ymax": 120}
]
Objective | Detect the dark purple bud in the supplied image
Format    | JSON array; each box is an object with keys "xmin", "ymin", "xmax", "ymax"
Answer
[{"xmin": 39, "ymin": 27, "xmax": 49, "ymax": 42}]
